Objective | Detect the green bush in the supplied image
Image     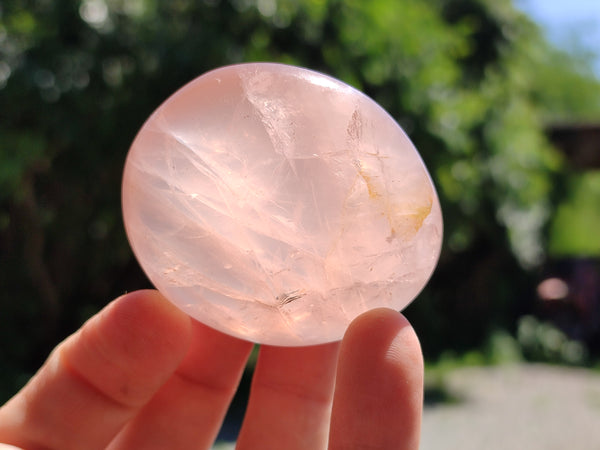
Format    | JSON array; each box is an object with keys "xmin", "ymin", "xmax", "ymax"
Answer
[{"xmin": 517, "ymin": 315, "xmax": 589, "ymax": 365}]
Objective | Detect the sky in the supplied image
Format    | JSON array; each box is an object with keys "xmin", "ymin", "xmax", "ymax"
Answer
[{"xmin": 516, "ymin": 0, "xmax": 600, "ymax": 75}]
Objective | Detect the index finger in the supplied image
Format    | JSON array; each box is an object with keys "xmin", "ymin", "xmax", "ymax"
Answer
[{"xmin": 0, "ymin": 290, "xmax": 192, "ymax": 450}]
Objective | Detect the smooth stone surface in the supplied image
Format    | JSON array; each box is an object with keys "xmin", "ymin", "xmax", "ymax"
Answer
[{"xmin": 122, "ymin": 63, "xmax": 442, "ymax": 346}]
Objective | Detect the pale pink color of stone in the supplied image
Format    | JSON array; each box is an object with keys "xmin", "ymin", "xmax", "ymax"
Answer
[{"xmin": 122, "ymin": 63, "xmax": 442, "ymax": 346}]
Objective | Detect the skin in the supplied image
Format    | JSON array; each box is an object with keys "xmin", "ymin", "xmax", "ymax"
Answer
[{"xmin": 0, "ymin": 290, "xmax": 423, "ymax": 449}]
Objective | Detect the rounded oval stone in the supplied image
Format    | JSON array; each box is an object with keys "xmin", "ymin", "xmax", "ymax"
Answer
[{"xmin": 122, "ymin": 63, "xmax": 443, "ymax": 346}]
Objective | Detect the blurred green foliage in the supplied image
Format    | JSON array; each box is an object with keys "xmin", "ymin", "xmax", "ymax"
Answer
[
  {"xmin": 517, "ymin": 315, "xmax": 589, "ymax": 365},
  {"xmin": 1, "ymin": 0, "xmax": 600, "ymax": 401},
  {"xmin": 549, "ymin": 171, "xmax": 600, "ymax": 257}
]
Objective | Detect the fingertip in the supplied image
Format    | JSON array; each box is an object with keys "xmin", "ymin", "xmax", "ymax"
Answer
[
  {"xmin": 343, "ymin": 308, "xmax": 423, "ymax": 373},
  {"xmin": 339, "ymin": 308, "xmax": 423, "ymax": 404},
  {"xmin": 64, "ymin": 289, "xmax": 193, "ymax": 407},
  {"xmin": 343, "ymin": 307, "xmax": 412, "ymax": 347},
  {"xmin": 330, "ymin": 308, "xmax": 423, "ymax": 450},
  {"xmin": 97, "ymin": 289, "xmax": 193, "ymax": 358}
]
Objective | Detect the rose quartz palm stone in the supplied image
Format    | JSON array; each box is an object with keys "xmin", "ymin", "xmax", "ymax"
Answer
[{"xmin": 122, "ymin": 63, "xmax": 442, "ymax": 346}]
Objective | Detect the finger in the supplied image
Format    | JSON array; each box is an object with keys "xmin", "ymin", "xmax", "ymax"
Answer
[
  {"xmin": 0, "ymin": 290, "xmax": 192, "ymax": 450},
  {"xmin": 108, "ymin": 319, "xmax": 253, "ymax": 449},
  {"xmin": 328, "ymin": 308, "xmax": 424, "ymax": 450},
  {"xmin": 236, "ymin": 342, "xmax": 340, "ymax": 449}
]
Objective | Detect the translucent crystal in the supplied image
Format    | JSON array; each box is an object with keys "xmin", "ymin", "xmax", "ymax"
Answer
[{"xmin": 122, "ymin": 63, "xmax": 443, "ymax": 346}]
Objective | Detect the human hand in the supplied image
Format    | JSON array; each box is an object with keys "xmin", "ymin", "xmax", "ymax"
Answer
[{"xmin": 0, "ymin": 290, "xmax": 423, "ymax": 449}]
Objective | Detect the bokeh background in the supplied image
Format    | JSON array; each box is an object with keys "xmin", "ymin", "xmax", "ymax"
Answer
[{"xmin": 1, "ymin": 0, "xmax": 600, "ymax": 445}]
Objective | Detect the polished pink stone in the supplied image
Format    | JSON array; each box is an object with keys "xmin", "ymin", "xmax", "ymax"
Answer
[{"xmin": 122, "ymin": 63, "xmax": 442, "ymax": 346}]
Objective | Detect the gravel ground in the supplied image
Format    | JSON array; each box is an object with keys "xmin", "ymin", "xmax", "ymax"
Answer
[{"xmin": 421, "ymin": 364, "xmax": 600, "ymax": 450}]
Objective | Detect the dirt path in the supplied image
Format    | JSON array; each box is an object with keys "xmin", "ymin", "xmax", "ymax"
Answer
[{"xmin": 421, "ymin": 364, "xmax": 600, "ymax": 450}]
